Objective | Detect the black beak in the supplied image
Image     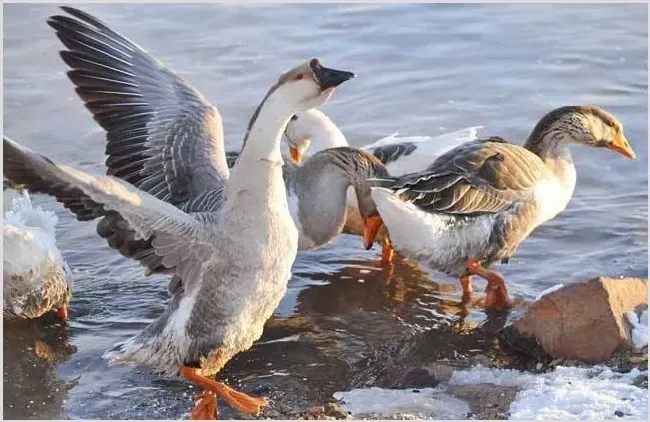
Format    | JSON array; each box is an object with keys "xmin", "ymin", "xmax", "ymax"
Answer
[{"xmin": 309, "ymin": 58, "xmax": 355, "ymax": 90}]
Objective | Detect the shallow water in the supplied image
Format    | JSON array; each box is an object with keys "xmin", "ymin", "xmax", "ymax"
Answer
[{"xmin": 3, "ymin": 3, "xmax": 648, "ymax": 419}]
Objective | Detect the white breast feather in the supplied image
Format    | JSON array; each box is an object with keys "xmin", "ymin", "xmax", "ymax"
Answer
[
  {"xmin": 532, "ymin": 167, "xmax": 577, "ymax": 227},
  {"xmin": 287, "ymin": 189, "xmax": 301, "ymax": 231},
  {"xmin": 371, "ymin": 188, "xmax": 494, "ymax": 274}
]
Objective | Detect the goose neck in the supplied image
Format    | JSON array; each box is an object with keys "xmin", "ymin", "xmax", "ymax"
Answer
[{"xmin": 240, "ymin": 94, "xmax": 294, "ymax": 164}]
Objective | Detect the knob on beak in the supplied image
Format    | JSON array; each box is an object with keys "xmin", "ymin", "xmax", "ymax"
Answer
[{"xmin": 309, "ymin": 59, "xmax": 355, "ymax": 90}]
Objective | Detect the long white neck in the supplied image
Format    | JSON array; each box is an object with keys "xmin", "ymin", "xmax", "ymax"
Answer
[
  {"xmin": 309, "ymin": 110, "xmax": 348, "ymax": 151},
  {"xmin": 239, "ymin": 93, "xmax": 293, "ymax": 164}
]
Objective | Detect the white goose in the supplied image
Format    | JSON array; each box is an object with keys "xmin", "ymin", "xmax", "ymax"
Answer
[
  {"xmin": 284, "ymin": 108, "xmax": 481, "ymax": 262},
  {"xmin": 285, "ymin": 108, "xmax": 481, "ymax": 174},
  {"xmin": 365, "ymin": 106, "xmax": 635, "ymax": 308},
  {"xmin": 3, "ymin": 186, "xmax": 71, "ymax": 321},
  {"xmin": 45, "ymin": 7, "xmax": 377, "ymax": 277},
  {"xmin": 5, "ymin": 6, "xmax": 354, "ymax": 420}
]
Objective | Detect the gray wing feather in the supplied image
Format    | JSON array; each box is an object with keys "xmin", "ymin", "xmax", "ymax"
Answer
[
  {"xmin": 47, "ymin": 7, "xmax": 228, "ymax": 209},
  {"xmin": 3, "ymin": 137, "xmax": 213, "ymax": 293},
  {"xmin": 370, "ymin": 142, "xmax": 417, "ymax": 165},
  {"xmin": 384, "ymin": 138, "xmax": 545, "ymax": 215},
  {"xmin": 42, "ymin": 7, "xmax": 228, "ymax": 275}
]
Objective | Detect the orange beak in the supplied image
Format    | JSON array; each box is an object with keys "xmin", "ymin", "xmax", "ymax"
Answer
[
  {"xmin": 608, "ymin": 134, "xmax": 636, "ymax": 160},
  {"xmin": 289, "ymin": 146, "xmax": 303, "ymax": 164},
  {"xmin": 363, "ymin": 215, "xmax": 384, "ymax": 250}
]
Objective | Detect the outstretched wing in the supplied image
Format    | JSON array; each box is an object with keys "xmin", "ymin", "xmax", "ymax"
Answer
[
  {"xmin": 45, "ymin": 7, "xmax": 229, "ymax": 273},
  {"xmin": 384, "ymin": 138, "xmax": 547, "ymax": 215},
  {"xmin": 48, "ymin": 6, "xmax": 228, "ymax": 208},
  {"xmin": 364, "ymin": 126, "xmax": 482, "ymax": 168},
  {"xmin": 4, "ymin": 137, "xmax": 213, "ymax": 294}
]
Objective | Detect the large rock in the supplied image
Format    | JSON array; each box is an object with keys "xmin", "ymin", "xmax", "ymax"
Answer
[{"xmin": 499, "ymin": 277, "xmax": 648, "ymax": 363}]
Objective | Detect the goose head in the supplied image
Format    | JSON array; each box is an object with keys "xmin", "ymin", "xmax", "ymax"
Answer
[
  {"xmin": 526, "ymin": 105, "xmax": 635, "ymax": 160},
  {"xmin": 284, "ymin": 109, "xmax": 348, "ymax": 164},
  {"xmin": 241, "ymin": 59, "xmax": 354, "ymax": 161},
  {"xmin": 267, "ymin": 59, "xmax": 355, "ymax": 116}
]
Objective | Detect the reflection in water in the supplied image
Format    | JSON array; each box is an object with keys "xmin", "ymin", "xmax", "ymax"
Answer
[
  {"xmin": 3, "ymin": 313, "xmax": 77, "ymax": 419},
  {"xmin": 217, "ymin": 256, "xmax": 517, "ymax": 418}
]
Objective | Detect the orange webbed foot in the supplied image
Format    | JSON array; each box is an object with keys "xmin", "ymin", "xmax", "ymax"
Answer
[
  {"xmin": 465, "ymin": 258, "xmax": 510, "ymax": 309},
  {"xmin": 181, "ymin": 367, "xmax": 268, "ymax": 416},
  {"xmin": 190, "ymin": 391, "xmax": 218, "ymax": 420}
]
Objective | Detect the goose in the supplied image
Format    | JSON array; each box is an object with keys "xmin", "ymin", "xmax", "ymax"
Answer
[
  {"xmin": 45, "ymin": 7, "xmax": 383, "ymax": 274},
  {"xmin": 3, "ymin": 185, "xmax": 71, "ymax": 321},
  {"xmin": 284, "ymin": 108, "xmax": 481, "ymax": 174},
  {"xmin": 283, "ymin": 146, "xmax": 389, "ymax": 250},
  {"xmin": 284, "ymin": 108, "xmax": 481, "ymax": 262},
  {"xmin": 364, "ymin": 105, "xmax": 635, "ymax": 308},
  {"xmin": 226, "ymin": 146, "xmax": 389, "ymax": 251},
  {"xmin": 8, "ymin": 7, "xmax": 354, "ymax": 420}
]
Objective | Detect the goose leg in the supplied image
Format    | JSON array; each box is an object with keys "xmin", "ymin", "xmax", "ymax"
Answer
[
  {"xmin": 465, "ymin": 259, "xmax": 509, "ymax": 308},
  {"xmin": 180, "ymin": 366, "xmax": 268, "ymax": 418},
  {"xmin": 459, "ymin": 274, "xmax": 473, "ymax": 303},
  {"xmin": 56, "ymin": 304, "xmax": 68, "ymax": 320},
  {"xmin": 381, "ymin": 238, "xmax": 394, "ymax": 264},
  {"xmin": 190, "ymin": 391, "xmax": 218, "ymax": 420}
]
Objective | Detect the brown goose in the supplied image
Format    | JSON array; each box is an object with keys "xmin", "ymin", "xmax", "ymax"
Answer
[{"xmin": 365, "ymin": 106, "xmax": 635, "ymax": 308}]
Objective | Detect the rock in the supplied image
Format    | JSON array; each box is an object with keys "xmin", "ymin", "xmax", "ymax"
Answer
[
  {"xmin": 324, "ymin": 402, "xmax": 351, "ymax": 419},
  {"xmin": 633, "ymin": 374, "xmax": 648, "ymax": 389},
  {"xmin": 448, "ymin": 384, "xmax": 518, "ymax": 420},
  {"xmin": 428, "ymin": 363, "xmax": 455, "ymax": 383},
  {"xmin": 400, "ymin": 367, "xmax": 440, "ymax": 388},
  {"xmin": 499, "ymin": 277, "xmax": 648, "ymax": 363}
]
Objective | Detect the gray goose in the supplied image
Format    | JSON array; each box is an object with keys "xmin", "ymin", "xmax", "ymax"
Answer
[
  {"xmin": 45, "ymin": 7, "xmax": 372, "ymax": 276},
  {"xmin": 6, "ymin": 6, "xmax": 354, "ymax": 420},
  {"xmin": 283, "ymin": 108, "xmax": 480, "ymax": 262},
  {"xmin": 283, "ymin": 146, "xmax": 388, "ymax": 250},
  {"xmin": 227, "ymin": 146, "xmax": 389, "ymax": 251},
  {"xmin": 366, "ymin": 106, "xmax": 635, "ymax": 308}
]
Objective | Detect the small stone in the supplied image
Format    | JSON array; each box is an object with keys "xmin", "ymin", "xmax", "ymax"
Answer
[
  {"xmin": 633, "ymin": 374, "xmax": 648, "ymax": 389},
  {"xmin": 401, "ymin": 367, "xmax": 439, "ymax": 388},
  {"xmin": 615, "ymin": 410, "xmax": 625, "ymax": 417},
  {"xmin": 324, "ymin": 402, "xmax": 350, "ymax": 419},
  {"xmin": 306, "ymin": 405, "xmax": 324, "ymax": 419},
  {"xmin": 472, "ymin": 354, "xmax": 493, "ymax": 367},
  {"xmin": 628, "ymin": 355, "xmax": 647, "ymax": 364}
]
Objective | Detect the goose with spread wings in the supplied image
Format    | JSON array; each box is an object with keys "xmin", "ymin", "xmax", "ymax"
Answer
[
  {"xmin": 5, "ymin": 6, "xmax": 354, "ymax": 420},
  {"xmin": 44, "ymin": 7, "xmax": 381, "ymax": 276}
]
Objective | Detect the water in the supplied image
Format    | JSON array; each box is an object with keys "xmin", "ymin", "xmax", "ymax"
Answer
[{"xmin": 3, "ymin": 3, "xmax": 647, "ymax": 419}]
